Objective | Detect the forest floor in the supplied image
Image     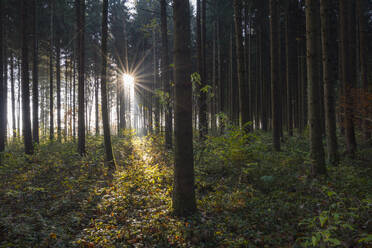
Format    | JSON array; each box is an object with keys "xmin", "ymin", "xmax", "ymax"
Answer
[{"xmin": 0, "ymin": 129, "xmax": 371, "ymax": 248}]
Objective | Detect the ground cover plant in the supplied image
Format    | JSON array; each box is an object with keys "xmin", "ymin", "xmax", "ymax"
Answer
[{"xmin": 1, "ymin": 129, "xmax": 371, "ymax": 247}]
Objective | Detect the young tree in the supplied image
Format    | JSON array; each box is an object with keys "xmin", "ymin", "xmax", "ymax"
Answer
[
  {"xmin": 76, "ymin": 0, "xmax": 86, "ymax": 155},
  {"xmin": 21, "ymin": 0, "xmax": 33, "ymax": 155},
  {"xmin": 172, "ymin": 0, "xmax": 197, "ymax": 216},
  {"xmin": 101, "ymin": 0, "xmax": 116, "ymax": 171},
  {"xmin": 270, "ymin": 0, "xmax": 280, "ymax": 151},
  {"xmin": 320, "ymin": 0, "xmax": 339, "ymax": 165},
  {"xmin": 305, "ymin": 0, "xmax": 326, "ymax": 175}
]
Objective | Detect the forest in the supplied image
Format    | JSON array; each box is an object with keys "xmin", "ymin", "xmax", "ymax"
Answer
[{"xmin": 0, "ymin": 0, "xmax": 371, "ymax": 247}]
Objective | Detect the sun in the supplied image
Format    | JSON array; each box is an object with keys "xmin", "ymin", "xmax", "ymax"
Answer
[{"xmin": 123, "ymin": 73, "xmax": 135, "ymax": 87}]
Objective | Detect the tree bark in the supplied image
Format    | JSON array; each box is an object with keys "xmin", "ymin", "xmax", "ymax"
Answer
[
  {"xmin": 101, "ymin": 0, "xmax": 116, "ymax": 170},
  {"xmin": 76, "ymin": 0, "xmax": 85, "ymax": 155},
  {"xmin": 173, "ymin": 0, "xmax": 196, "ymax": 217},
  {"xmin": 340, "ymin": 0, "xmax": 357, "ymax": 156},
  {"xmin": 233, "ymin": 0, "xmax": 250, "ymax": 131},
  {"xmin": 306, "ymin": 0, "xmax": 326, "ymax": 175},
  {"xmin": 11, "ymin": 56, "xmax": 16, "ymax": 138},
  {"xmin": 56, "ymin": 38, "xmax": 61, "ymax": 141},
  {"xmin": 21, "ymin": 0, "xmax": 33, "ymax": 155},
  {"xmin": 357, "ymin": 0, "xmax": 371, "ymax": 141},
  {"xmin": 320, "ymin": 0, "xmax": 339, "ymax": 165},
  {"xmin": 161, "ymin": 0, "xmax": 172, "ymax": 148},
  {"xmin": 270, "ymin": 0, "xmax": 280, "ymax": 151},
  {"xmin": 0, "ymin": 0, "xmax": 4, "ymax": 152},
  {"xmin": 32, "ymin": 0, "xmax": 39, "ymax": 144},
  {"xmin": 50, "ymin": 0, "xmax": 54, "ymax": 140},
  {"xmin": 285, "ymin": 0, "xmax": 298, "ymax": 136}
]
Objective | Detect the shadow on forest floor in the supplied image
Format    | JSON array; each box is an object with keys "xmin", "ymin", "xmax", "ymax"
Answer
[{"xmin": 0, "ymin": 136, "xmax": 132, "ymax": 248}]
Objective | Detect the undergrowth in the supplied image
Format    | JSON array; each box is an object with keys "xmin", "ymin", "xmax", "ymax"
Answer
[{"xmin": 0, "ymin": 128, "xmax": 371, "ymax": 247}]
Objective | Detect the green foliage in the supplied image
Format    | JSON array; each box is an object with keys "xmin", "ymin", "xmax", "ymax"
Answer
[{"xmin": 0, "ymin": 130, "xmax": 371, "ymax": 247}]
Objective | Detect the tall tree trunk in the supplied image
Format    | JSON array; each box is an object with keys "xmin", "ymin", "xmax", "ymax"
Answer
[
  {"xmin": 77, "ymin": 0, "xmax": 85, "ymax": 155},
  {"xmin": 306, "ymin": 0, "xmax": 326, "ymax": 175},
  {"xmin": 153, "ymin": 29, "xmax": 160, "ymax": 133},
  {"xmin": 95, "ymin": 62, "xmax": 99, "ymax": 135},
  {"xmin": 73, "ymin": 53, "xmax": 76, "ymax": 139},
  {"xmin": 233, "ymin": 0, "xmax": 250, "ymax": 130},
  {"xmin": 173, "ymin": 0, "xmax": 196, "ymax": 217},
  {"xmin": 3, "ymin": 18, "xmax": 7, "ymax": 146},
  {"xmin": 101, "ymin": 0, "xmax": 115, "ymax": 170},
  {"xmin": 56, "ymin": 38, "xmax": 61, "ymax": 141},
  {"xmin": 357, "ymin": 0, "xmax": 371, "ymax": 141},
  {"xmin": 119, "ymin": 28, "xmax": 126, "ymax": 135},
  {"xmin": 320, "ymin": 0, "xmax": 339, "ymax": 165},
  {"xmin": 49, "ymin": 0, "xmax": 54, "ymax": 140},
  {"xmin": 21, "ymin": 0, "xmax": 33, "ymax": 155},
  {"xmin": 340, "ymin": 0, "xmax": 357, "ymax": 156},
  {"xmin": 0, "ymin": 0, "xmax": 4, "ymax": 152},
  {"xmin": 11, "ymin": 56, "xmax": 16, "ymax": 138},
  {"xmin": 285, "ymin": 0, "xmax": 298, "ymax": 136},
  {"xmin": 270, "ymin": 0, "xmax": 280, "ymax": 151},
  {"xmin": 198, "ymin": 0, "xmax": 207, "ymax": 139},
  {"xmin": 32, "ymin": 0, "xmax": 39, "ymax": 144},
  {"xmin": 161, "ymin": 0, "xmax": 172, "ymax": 149}
]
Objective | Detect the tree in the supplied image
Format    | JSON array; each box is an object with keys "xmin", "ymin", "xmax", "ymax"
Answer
[
  {"xmin": 269, "ymin": 0, "xmax": 280, "ymax": 151},
  {"xmin": 320, "ymin": 0, "xmax": 339, "ymax": 165},
  {"xmin": 101, "ymin": 0, "xmax": 116, "ymax": 171},
  {"xmin": 56, "ymin": 38, "xmax": 61, "ymax": 141},
  {"xmin": 160, "ymin": 0, "xmax": 172, "ymax": 149},
  {"xmin": 50, "ymin": 0, "xmax": 54, "ymax": 141},
  {"xmin": 285, "ymin": 0, "xmax": 298, "ymax": 137},
  {"xmin": 340, "ymin": 0, "xmax": 357, "ymax": 156},
  {"xmin": 233, "ymin": 0, "xmax": 250, "ymax": 131},
  {"xmin": 357, "ymin": 0, "xmax": 371, "ymax": 141},
  {"xmin": 21, "ymin": 0, "xmax": 33, "ymax": 155},
  {"xmin": 0, "ymin": 0, "xmax": 4, "ymax": 152},
  {"xmin": 305, "ymin": 0, "xmax": 326, "ymax": 175},
  {"xmin": 32, "ymin": 0, "xmax": 39, "ymax": 144},
  {"xmin": 172, "ymin": 0, "xmax": 196, "ymax": 216},
  {"xmin": 76, "ymin": 0, "xmax": 86, "ymax": 155},
  {"xmin": 197, "ymin": 0, "xmax": 207, "ymax": 139}
]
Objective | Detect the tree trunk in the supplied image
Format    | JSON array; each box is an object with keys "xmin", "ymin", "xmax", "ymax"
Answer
[
  {"xmin": 357, "ymin": 0, "xmax": 371, "ymax": 141},
  {"xmin": 270, "ymin": 0, "xmax": 280, "ymax": 151},
  {"xmin": 77, "ymin": 0, "xmax": 85, "ymax": 155},
  {"xmin": 285, "ymin": 0, "xmax": 298, "ymax": 136},
  {"xmin": 50, "ymin": 0, "xmax": 54, "ymax": 140},
  {"xmin": 340, "ymin": 0, "xmax": 357, "ymax": 156},
  {"xmin": 32, "ymin": 0, "xmax": 39, "ymax": 144},
  {"xmin": 21, "ymin": 0, "xmax": 33, "ymax": 155},
  {"xmin": 0, "ymin": 0, "xmax": 4, "ymax": 152},
  {"xmin": 305, "ymin": 0, "xmax": 326, "ymax": 175},
  {"xmin": 101, "ymin": 0, "xmax": 116, "ymax": 170},
  {"xmin": 173, "ymin": 0, "xmax": 196, "ymax": 217},
  {"xmin": 95, "ymin": 60, "xmax": 99, "ymax": 135},
  {"xmin": 56, "ymin": 38, "xmax": 61, "ymax": 141},
  {"xmin": 161, "ymin": 0, "xmax": 172, "ymax": 149},
  {"xmin": 320, "ymin": 0, "xmax": 339, "ymax": 165},
  {"xmin": 11, "ymin": 56, "xmax": 16, "ymax": 138},
  {"xmin": 233, "ymin": 0, "xmax": 250, "ymax": 131}
]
